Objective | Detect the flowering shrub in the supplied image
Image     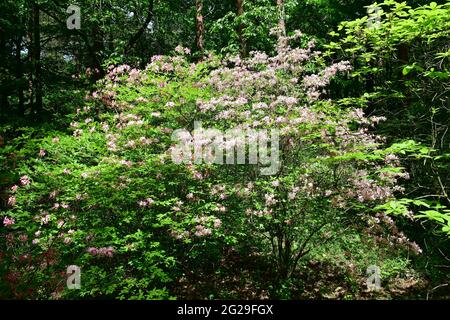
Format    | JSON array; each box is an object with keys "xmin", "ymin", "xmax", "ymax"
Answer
[{"xmin": 0, "ymin": 33, "xmax": 418, "ymax": 299}]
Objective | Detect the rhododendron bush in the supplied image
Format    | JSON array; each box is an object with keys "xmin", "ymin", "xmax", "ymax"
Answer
[{"xmin": 1, "ymin": 35, "xmax": 420, "ymax": 299}]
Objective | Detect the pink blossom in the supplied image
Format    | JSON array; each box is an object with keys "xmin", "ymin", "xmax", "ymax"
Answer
[
  {"xmin": 186, "ymin": 193, "xmax": 194, "ymax": 200},
  {"xmin": 3, "ymin": 216, "xmax": 15, "ymax": 226},
  {"xmin": 194, "ymin": 225, "xmax": 212, "ymax": 237},
  {"xmin": 20, "ymin": 175, "xmax": 31, "ymax": 186},
  {"xmin": 41, "ymin": 214, "xmax": 51, "ymax": 225},
  {"xmin": 7, "ymin": 196, "xmax": 16, "ymax": 207},
  {"xmin": 87, "ymin": 247, "xmax": 98, "ymax": 256},
  {"xmin": 214, "ymin": 218, "xmax": 222, "ymax": 229}
]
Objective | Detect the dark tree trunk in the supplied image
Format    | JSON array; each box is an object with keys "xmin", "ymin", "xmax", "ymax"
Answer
[
  {"xmin": 91, "ymin": 24, "xmax": 105, "ymax": 80},
  {"xmin": 31, "ymin": 1, "xmax": 42, "ymax": 115},
  {"xmin": 0, "ymin": 26, "xmax": 7, "ymax": 113},
  {"xmin": 195, "ymin": 0, "xmax": 205, "ymax": 53}
]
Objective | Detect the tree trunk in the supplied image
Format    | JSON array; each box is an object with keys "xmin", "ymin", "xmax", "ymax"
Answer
[
  {"xmin": 277, "ymin": 0, "xmax": 287, "ymax": 46},
  {"xmin": 91, "ymin": 24, "xmax": 105, "ymax": 80},
  {"xmin": 195, "ymin": 0, "xmax": 205, "ymax": 53},
  {"xmin": 236, "ymin": 0, "xmax": 247, "ymax": 57},
  {"xmin": 15, "ymin": 37, "xmax": 25, "ymax": 115},
  {"xmin": 0, "ymin": 26, "xmax": 7, "ymax": 113},
  {"xmin": 31, "ymin": 1, "xmax": 42, "ymax": 115}
]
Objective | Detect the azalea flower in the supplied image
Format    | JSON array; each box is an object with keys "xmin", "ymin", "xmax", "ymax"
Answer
[
  {"xmin": 3, "ymin": 216, "xmax": 15, "ymax": 226},
  {"xmin": 20, "ymin": 175, "xmax": 31, "ymax": 186},
  {"xmin": 7, "ymin": 196, "xmax": 16, "ymax": 207}
]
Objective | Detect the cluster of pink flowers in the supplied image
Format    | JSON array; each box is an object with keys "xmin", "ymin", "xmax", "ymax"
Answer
[
  {"xmin": 246, "ymin": 208, "xmax": 273, "ymax": 217},
  {"xmin": 138, "ymin": 198, "xmax": 155, "ymax": 208},
  {"xmin": 174, "ymin": 45, "xmax": 191, "ymax": 55},
  {"xmin": 194, "ymin": 225, "xmax": 212, "ymax": 237},
  {"xmin": 367, "ymin": 212, "xmax": 422, "ymax": 254},
  {"xmin": 87, "ymin": 246, "xmax": 116, "ymax": 257},
  {"xmin": 127, "ymin": 68, "xmax": 146, "ymax": 84},
  {"xmin": 170, "ymin": 230, "xmax": 190, "ymax": 240}
]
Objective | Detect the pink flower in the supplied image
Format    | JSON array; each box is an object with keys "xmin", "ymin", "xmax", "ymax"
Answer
[
  {"xmin": 10, "ymin": 185, "xmax": 18, "ymax": 192},
  {"xmin": 87, "ymin": 247, "xmax": 98, "ymax": 256},
  {"xmin": 39, "ymin": 149, "xmax": 46, "ymax": 157},
  {"xmin": 88, "ymin": 246, "xmax": 115, "ymax": 257},
  {"xmin": 7, "ymin": 196, "xmax": 16, "ymax": 207},
  {"xmin": 41, "ymin": 214, "xmax": 51, "ymax": 225},
  {"xmin": 193, "ymin": 172, "xmax": 203, "ymax": 180},
  {"xmin": 20, "ymin": 175, "xmax": 31, "ymax": 186},
  {"xmin": 219, "ymin": 193, "xmax": 228, "ymax": 200},
  {"xmin": 214, "ymin": 218, "xmax": 222, "ymax": 229},
  {"xmin": 186, "ymin": 193, "xmax": 194, "ymax": 200},
  {"xmin": 3, "ymin": 216, "xmax": 15, "ymax": 226},
  {"xmin": 49, "ymin": 190, "xmax": 58, "ymax": 199},
  {"xmin": 194, "ymin": 225, "xmax": 212, "ymax": 237},
  {"xmin": 138, "ymin": 201, "xmax": 147, "ymax": 207}
]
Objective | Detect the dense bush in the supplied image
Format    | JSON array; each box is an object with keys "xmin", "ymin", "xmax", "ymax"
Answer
[{"xmin": 0, "ymin": 31, "xmax": 425, "ymax": 299}]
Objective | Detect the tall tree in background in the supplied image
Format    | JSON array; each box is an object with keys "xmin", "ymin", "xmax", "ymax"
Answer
[
  {"xmin": 277, "ymin": 0, "xmax": 287, "ymax": 47},
  {"xmin": 277, "ymin": 0, "xmax": 286, "ymax": 36},
  {"xmin": 195, "ymin": 0, "xmax": 205, "ymax": 53},
  {"xmin": 236, "ymin": 0, "xmax": 246, "ymax": 57},
  {"xmin": 31, "ymin": 0, "xmax": 42, "ymax": 114}
]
